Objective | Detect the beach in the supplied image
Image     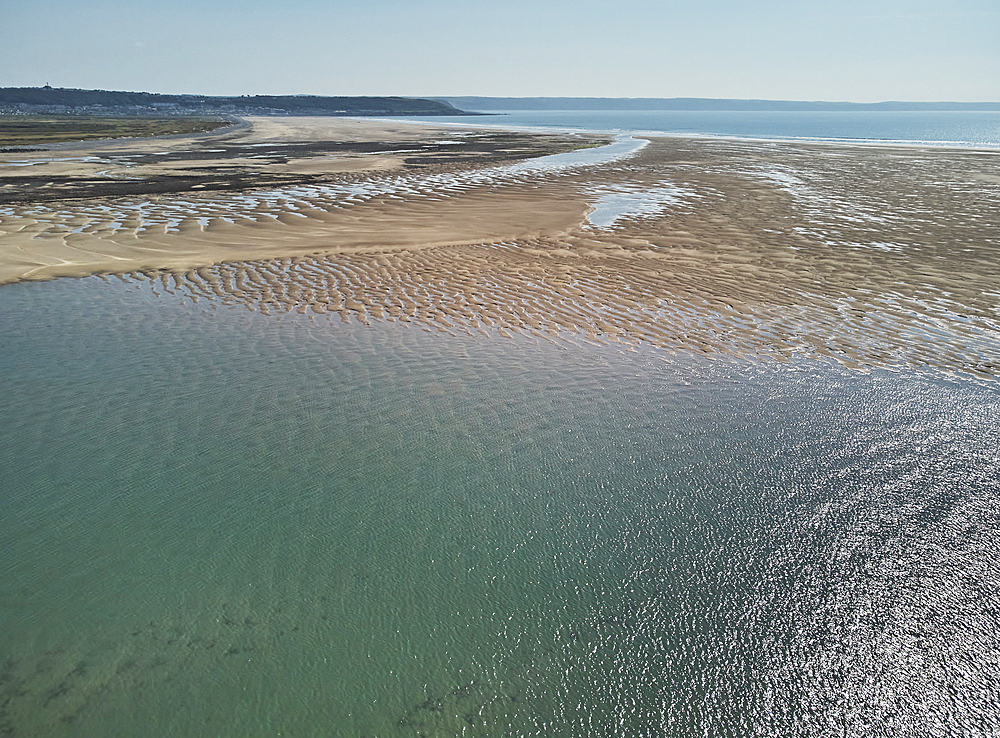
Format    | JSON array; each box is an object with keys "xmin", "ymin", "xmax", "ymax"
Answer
[{"xmin": 2, "ymin": 116, "xmax": 998, "ymax": 377}]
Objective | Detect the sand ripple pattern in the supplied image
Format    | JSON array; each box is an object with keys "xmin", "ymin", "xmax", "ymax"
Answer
[
  {"xmin": 8, "ymin": 137, "xmax": 1000, "ymax": 378},
  {"xmin": 117, "ymin": 230, "xmax": 999, "ymax": 380},
  {"xmin": 0, "ymin": 139, "xmax": 644, "ymax": 242},
  {"xmin": 101, "ymin": 138, "xmax": 1000, "ymax": 379}
]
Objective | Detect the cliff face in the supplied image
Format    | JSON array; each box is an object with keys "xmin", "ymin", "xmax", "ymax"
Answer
[{"xmin": 0, "ymin": 88, "xmax": 469, "ymax": 116}]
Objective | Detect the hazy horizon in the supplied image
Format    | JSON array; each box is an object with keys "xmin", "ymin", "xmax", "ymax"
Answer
[
  {"xmin": 4, "ymin": 88, "xmax": 1000, "ymax": 108},
  {"xmin": 2, "ymin": 0, "xmax": 998, "ymax": 104}
]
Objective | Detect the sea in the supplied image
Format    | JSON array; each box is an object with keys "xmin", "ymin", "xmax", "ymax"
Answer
[
  {"xmin": 1, "ymin": 111, "xmax": 999, "ymax": 737},
  {"xmin": 395, "ymin": 108, "xmax": 1000, "ymax": 148}
]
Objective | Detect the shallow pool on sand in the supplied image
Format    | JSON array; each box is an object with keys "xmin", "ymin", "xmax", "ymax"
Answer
[{"xmin": 1, "ymin": 276, "xmax": 998, "ymax": 737}]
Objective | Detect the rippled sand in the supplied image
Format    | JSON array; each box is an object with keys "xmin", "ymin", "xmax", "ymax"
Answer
[{"xmin": 2, "ymin": 119, "xmax": 1000, "ymax": 377}]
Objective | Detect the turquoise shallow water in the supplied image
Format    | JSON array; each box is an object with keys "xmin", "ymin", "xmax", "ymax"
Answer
[{"xmin": 1, "ymin": 276, "xmax": 999, "ymax": 736}]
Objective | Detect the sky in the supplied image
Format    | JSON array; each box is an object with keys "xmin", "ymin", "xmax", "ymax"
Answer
[{"xmin": 2, "ymin": 0, "xmax": 998, "ymax": 102}]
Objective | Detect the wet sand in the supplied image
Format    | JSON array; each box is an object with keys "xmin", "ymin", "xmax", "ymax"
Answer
[{"xmin": 2, "ymin": 118, "xmax": 999, "ymax": 377}]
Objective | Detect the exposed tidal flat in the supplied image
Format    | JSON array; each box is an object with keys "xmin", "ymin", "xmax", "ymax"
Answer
[
  {"xmin": 1, "ymin": 116, "xmax": 1000, "ymax": 735},
  {"xmin": 2, "ymin": 117, "xmax": 1000, "ymax": 378}
]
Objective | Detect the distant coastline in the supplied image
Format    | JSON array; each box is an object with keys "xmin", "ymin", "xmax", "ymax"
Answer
[
  {"xmin": 0, "ymin": 87, "xmax": 474, "ymax": 117},
  {"xmin": 6, "ymin": 89, "xmax": 998, "ymax": 118}
]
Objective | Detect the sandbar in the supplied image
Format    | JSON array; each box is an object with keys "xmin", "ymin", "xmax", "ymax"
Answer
[{"xmin": 2, "ymin": 116, "xmax": 999, "ymax": 378}]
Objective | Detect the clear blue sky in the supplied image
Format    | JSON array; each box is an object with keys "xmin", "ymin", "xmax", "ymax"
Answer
[{"xmin": 3, "ymin": 0, "xmax": 998, "ymax": 102}]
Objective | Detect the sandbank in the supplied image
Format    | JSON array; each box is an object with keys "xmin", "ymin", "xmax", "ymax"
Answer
[{"xmin": 2, "ymin": 116, "xmax": 999, "ymax": 378}]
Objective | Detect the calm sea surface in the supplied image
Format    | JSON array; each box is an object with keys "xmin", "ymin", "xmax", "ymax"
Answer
[
  {"xmin": 396, "ymin": 109, "xmax": 1000, "ymax": 148},
  {"xmin": 2, "ymin": 273, "xmax": 998, "ymax": 736}
]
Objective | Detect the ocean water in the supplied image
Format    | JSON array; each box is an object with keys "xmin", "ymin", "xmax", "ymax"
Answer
[
  {"xmin": 2, "ymin": 276, "xmax": 999, "ymax": 736},
  {"xmin": 395, "ymin": 109, "xmax": 1000, "ymax": 148}
]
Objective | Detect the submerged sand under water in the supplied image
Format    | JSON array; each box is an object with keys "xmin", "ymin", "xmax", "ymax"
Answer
[
  {"xmin": 3, "ymin": 291, "xmax": 996, "ymax": 736},
  {"xmin": 1, "ymin": 118, "xmax": 999, "ymax": 377}
]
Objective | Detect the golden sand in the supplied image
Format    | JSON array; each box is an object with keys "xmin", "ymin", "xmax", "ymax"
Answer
[{"xmin": 2, "ymin": 118, "xmax": 999, "ymax": 377}]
